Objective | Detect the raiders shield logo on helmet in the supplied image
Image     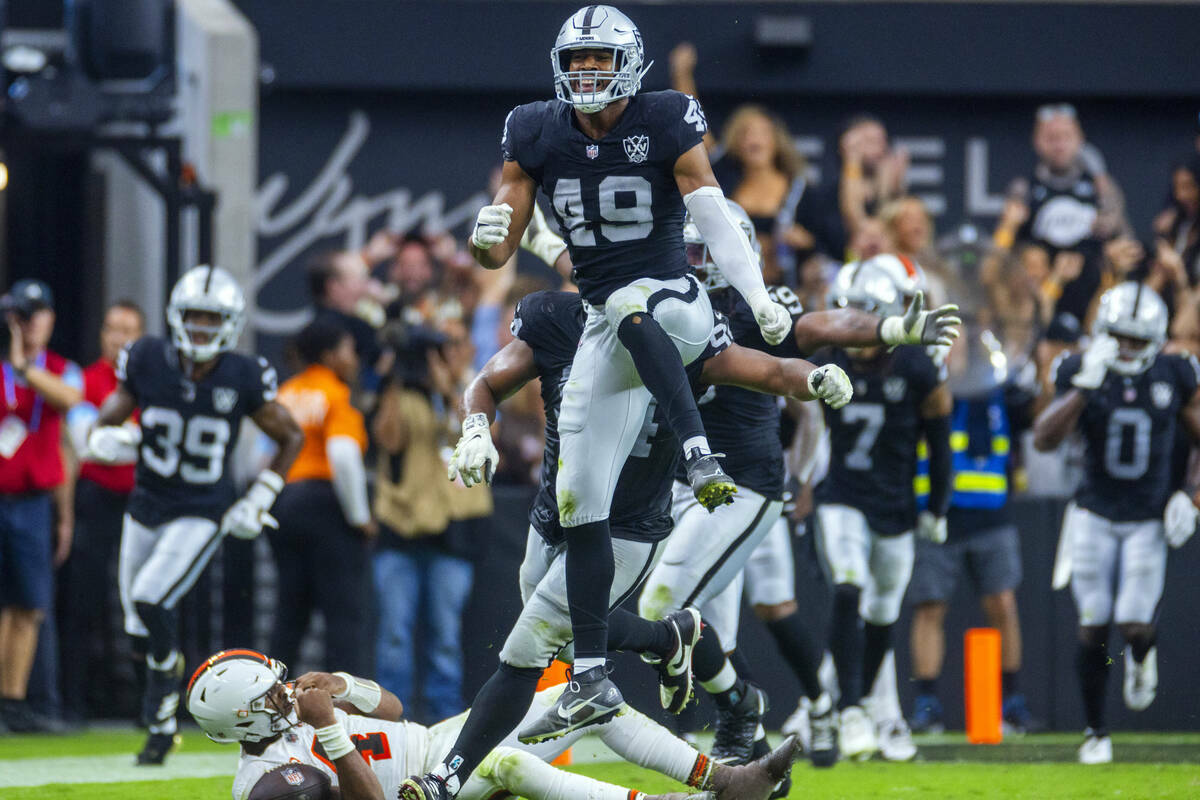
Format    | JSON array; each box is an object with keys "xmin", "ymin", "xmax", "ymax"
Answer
[
  {"xmin": 214, "ymin": 387, "xmax": 238, "ymax": 414},
  {"xmin": 623, "ymin": 135, "xmax": 649, "ymax": 163}
]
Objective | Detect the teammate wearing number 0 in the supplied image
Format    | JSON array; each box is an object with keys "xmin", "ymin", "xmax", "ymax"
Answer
[
  {"xmin": 1033, "ymin": 282, "xmax": 1200, "ymax": 765},
  {"xmin": 89, "ymin": 267, "xmax": 303, "ymax": 765},
  {"xmin": 808, "ymin": 260, "xmax": 954, "ymax": 762},
  {"xmin": 463, "ymin": 3, "xmax": 793, "ymax": 760}
]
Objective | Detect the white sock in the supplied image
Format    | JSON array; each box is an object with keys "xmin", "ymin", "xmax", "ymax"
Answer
[
  {"xmin": 596, "ymin": 706, "xmax": 704, "ymax": 785},
  {"xmin": 573, "ymin": 657, "xmax": 606, "ymax": 675},
  {"xmin": 682, "ymin": 436, "xmax": 712, "ymax": 458},
  {"xmin": 867, "ymin": 649, "xmax": 904, "ymax": 721},
  {"xmin": 485, "ymin": 746, "xmax": 636, "ymax": 800},
  {"xmin": 700, "ymin": 660, "xmax": 737, "ymax": 695},
  {"xmin": 148, "ymin": 717, "xmax": 178, "ymax": 735}
]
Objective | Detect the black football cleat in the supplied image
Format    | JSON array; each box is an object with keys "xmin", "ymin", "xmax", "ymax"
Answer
[
  {"xmin": 657, "ymin": 607, "xmax": 702, "ymax": 714},
  {"xmin": 807, "ymin": 692, "xmax": 839, "ymax": 768},
  {"xmin": 517, "ymin": 664, "xmax": 623, "ymax": 744},
  {"xmin": 711, "ymin": 684, "xmax": 767, "ymax": 765},
  {"xmin": 685, "ymin": 450, "xmax": 736, "ymax": 512},
  {"xmin": 135, "ymin": 731, "xmax": 180, "ymax": 765}
]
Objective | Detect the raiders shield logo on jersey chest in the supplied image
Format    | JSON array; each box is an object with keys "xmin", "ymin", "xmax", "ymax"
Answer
[
  {"xmin": 623, "ymin": 135, "xmax": 649, "ymax": 163},
  {"xmin": 1151, "ymin": 381, "xmax": 1173, "ymax": 409},
  {"xmin": 883, "ymin": 376, "xmax": 908, "ymax": 403},
  {"xmin": 213, "ymin": 387, "xmax": 238, "ymax": 413}
]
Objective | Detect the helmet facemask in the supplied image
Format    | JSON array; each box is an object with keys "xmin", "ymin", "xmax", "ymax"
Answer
[
  {"xmin": 1092, "ymin": 282, "xmax": 1167, "ymax": 376},
  {"xmin": 551, "ymin": 6, "xmax": 651, "ymax": 113},
  {"xmin": 186, "ymin": 651, "xmax": 300, "ymax": 744},
  {"xmin": 166, "ymin": 266, "xmax": 247, "ymax": 363}
]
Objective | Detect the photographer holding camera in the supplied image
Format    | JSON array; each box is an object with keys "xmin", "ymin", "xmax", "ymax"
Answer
[
  {"xmin": 371, "ymin": 314, "xmax": 492, "ymax": 722},
  {"xmin": 0, "ymin": 280, "xmax": 83, "ymax": 732}
]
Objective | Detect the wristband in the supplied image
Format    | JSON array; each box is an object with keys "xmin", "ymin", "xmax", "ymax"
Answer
[
  {"xmin": 332, "ymin": 672, "xmax": 382, "ymax": 713},
  {"xmin": 314, "ymin": 722, "xmax": 356, "ymax": 760},
  {"xmin": 246, "ymin": 470, "xmax": 285, "ymax": 508},
  {"xmin": 992, "ymin": 228, "xmax": 1015, "ymax": 251},
  {"xmin": 462, "ymin": 413, "xmax": 490, "ymax": 435}
]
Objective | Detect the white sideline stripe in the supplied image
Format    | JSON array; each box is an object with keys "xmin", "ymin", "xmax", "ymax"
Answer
[{"xmin": 0, "ymin": 752, "xmax": 237, "ymax": 787}]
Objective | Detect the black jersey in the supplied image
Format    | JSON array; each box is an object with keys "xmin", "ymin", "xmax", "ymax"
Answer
[
  {"xmin": 118, "ymin": 336, "xmax": 278, "ymax": 527},
  {"xmin": 501, "ymin": 91, "xmax": 707, "ymax": 304},
  {"xmin": 513, "ymin": 290, "xmax": 726, "ymax": 545},
  {"xmin": 1017, "ymin": 167, "xmax": 1105, "ymax": 322},
  {"xmin": 1053, "ymin": 351, "xmax": 1200, "ymax": 521},
  {"xmin": 682, "ymin": 286, "xmax": 809, "ymax": 500},
  {"xmin": 813, "ymin": 346, "xmax": 944, "ymax": 536}
]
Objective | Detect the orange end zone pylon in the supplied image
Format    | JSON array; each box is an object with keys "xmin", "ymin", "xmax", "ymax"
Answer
[{"xmin": 964, "ymin": 627, "xmax": 1003, "ymax": 744}]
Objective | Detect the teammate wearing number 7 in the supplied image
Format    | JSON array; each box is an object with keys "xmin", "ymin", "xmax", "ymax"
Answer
[
  {"xmin": 88, "ymin": 266, "xmax": 303, "ymax": 765},
  {"xmin": 460, "ymin": 3, "xmax": 792, "ymax": 771},
  {"xmin": 806, "ymin": 261, "xmax": 954, "ymax": 762}
]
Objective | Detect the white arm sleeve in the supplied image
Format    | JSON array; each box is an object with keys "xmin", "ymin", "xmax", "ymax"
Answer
[
  {"xmin": 326, "ymin": 436, "xmax": 371, "ymax": 527},
  {"xmin": 683, "ymin": 185, "xmax": 769, "ymax": 308}
]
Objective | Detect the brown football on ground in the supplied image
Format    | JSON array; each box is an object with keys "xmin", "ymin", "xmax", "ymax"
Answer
[{"xmin": 247, "ymin": 763, "xmax": 333, "ymax": 800}]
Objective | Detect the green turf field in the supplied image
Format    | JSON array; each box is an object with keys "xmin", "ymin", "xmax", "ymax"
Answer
[{"xmin": 2, "ymin": 729, "xmax": 1198, "ymax": 799}]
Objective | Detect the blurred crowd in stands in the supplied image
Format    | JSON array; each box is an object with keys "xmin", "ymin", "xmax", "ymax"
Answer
[{"xmin": 3, "ymin": 39, "xmax": 1200, "ymax": 734}]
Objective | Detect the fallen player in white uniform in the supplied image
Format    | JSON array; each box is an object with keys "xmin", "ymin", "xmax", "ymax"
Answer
[{"xmin": 186, "ymin": 649, "xmax": 798, "ymax": 800}]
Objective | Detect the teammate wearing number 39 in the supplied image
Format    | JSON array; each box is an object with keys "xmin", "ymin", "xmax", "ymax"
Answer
[
  {"xmin": 463, "ymin": 3, "xmax": 791, "ymax": 769},
  {"xmin": 89, "ymin": 267, "xmax": 303, "ymax": 765},
  {"xmin": 1033, "ymin": 282, "xmax": 1200, "ymax": 765}
]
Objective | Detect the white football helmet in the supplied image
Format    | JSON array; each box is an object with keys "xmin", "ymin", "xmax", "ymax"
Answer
[
  {"xmin": 186, "ymin": 649, "xmax": 298, "ymax": 744},
  {"xmin": 166, "ymin": 266, "xmax": 246, "ymax": 363},
  {"xmin": 1093, "ymin": 281, "xmax": 1168, "ymax": 375},
  {"xmin": 552, "ymin": 5, "xmax": 652, "ymax": 113},
  {"xmin": 683, "ymin": 198, "xmax": 761, "ymax": 292},
  {"xmin": 838, "ymin": 253, "xmax": 926, "ymax": 301},
  {"xmin": 831, "ymin": 259, "xmax": 908, "ymax": 318}
]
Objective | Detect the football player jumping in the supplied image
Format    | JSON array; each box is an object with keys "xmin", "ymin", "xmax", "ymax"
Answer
[
  {"xmin": 188, "ymin": 649, "xmax": 798, "ymax": 800},
  {"xmin": 637, "ymin": 203, "xmax": 959, "ymax": 771},
  {"xmin": 1033, "ymin": 282, "xmax": 1200, "ymax": 765},
  {"xmin": 807, "ymin": 261, "xmax": 955, "ymax": 762},
  {"xmin": 88, "ymin": 267, "xmax": 303, "ymax": 764},
  {"xmin": 464, "ymin": 3, "xmax": 793, "ymax": 749},
  {"xmin": 402, "ymin": 287, "xmax": 849, "ymax": 800}
]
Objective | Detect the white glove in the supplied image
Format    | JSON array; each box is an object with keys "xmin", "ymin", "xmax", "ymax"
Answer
[
  {"xmin": 448, "ymin": 413, "xmax": 499, "ymax": 488},
  {"xmin": 87, "ymin": 423, "xmax": 142, "ymax": 464},
  {"xmin": 220, "ymin": 470, "xmax": 284, "ymax": 540},
  {"xmin": 746, "ymin": 288, "xmax": 791, "ymax": 346},
  {"xmin": 1164, "ymin": 490, "xmax": 1198, "ymax": 549},
  {"xmin": 1072, "ymin": 335, "xmax": 1119, "ymax": 390},
  {"xmin": 808, "ymin": 364, "xmax": 853, "ymax": 409},
  {"xmin": 471, "ymin": 203, "xmax": 513, "ymax": 250},
  {"xmin": 879, "ymin": 290, "xmax": 962, "ymax": 348},
  {"xmin": 917, "ymin": 511, "xmax": 948, "ymax": 544},
  {"xmin": 521, "ymin": 202, "xmax": 568, "ymax": 267}
]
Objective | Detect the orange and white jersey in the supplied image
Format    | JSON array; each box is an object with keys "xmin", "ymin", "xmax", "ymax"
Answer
[{"xmin": 231, "ymin": 709, "xmax": 429, "ymax": 800}]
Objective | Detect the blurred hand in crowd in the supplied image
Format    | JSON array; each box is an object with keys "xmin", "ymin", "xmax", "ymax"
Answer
[
  {"xmin": 1000, "ymin": 196, "xmax": 1030, "ymax": 232},
  {"xmin": 1103, "ymin": 237, "xmax": 1144, "ymax": 277},
  {"xmin": 1051, "ymin": 250, "xmax": 1085, "ymax": 285},
  {"xmin": 669, "ymin": 42, "xmax": 698, "ymax": 81}
]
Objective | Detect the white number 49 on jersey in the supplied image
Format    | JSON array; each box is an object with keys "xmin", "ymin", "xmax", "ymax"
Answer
[{"xmin": 684, "ymin": 96, "xmax": 707, "ymax": 133}]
